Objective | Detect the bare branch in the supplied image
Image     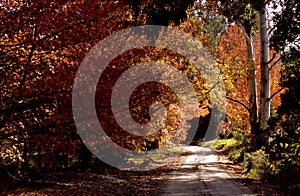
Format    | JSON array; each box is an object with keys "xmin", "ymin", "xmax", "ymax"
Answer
[
  {"xmin": 269, "ymin": 57, "xmax": 281, "ymax": 70},
  {"xmin": 268, "ymin": 26, "xmax": 275, "ymax": 35},
  {"xmin": 226, "ymin": 96, "xmax": 250, "ymax": 113},
  {"xmin": 266, "ymin": 53, "xmax": 277, "ymax": 65},
  {"xmin": 241, "ymin": 25, "xmax": 251, "ymax": 43},
  {"xmin": 268, "ymin": 87, "xmax": 286, "ymax": 101}
]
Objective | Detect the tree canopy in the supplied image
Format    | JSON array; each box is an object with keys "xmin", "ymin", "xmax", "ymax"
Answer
[{"xmin": 0, "ymin": 0, "xmax": 299, "ymax": 193}]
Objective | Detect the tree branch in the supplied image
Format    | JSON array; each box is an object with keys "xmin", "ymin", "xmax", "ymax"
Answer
[
  {"xmin": 268, "ymin": 26, "xmax": 275, "ymax": 35},
  {"xmin": 269, "ymin": 57, "xmax": 281, "ymax": 70},
  {"xmin": 268, "ymin": 87, "xmax": 285, "ymax": 101},
  {"xmin": 266, "ymin": 53, "xmax": 276, "ymax": 65},
  {"xmin": 241, "ymin": 25, "xmax": 251, "ymax": 43},
  {"xmin": 226, "ymin": 96, "xmax": 250, "ymax": 113}
]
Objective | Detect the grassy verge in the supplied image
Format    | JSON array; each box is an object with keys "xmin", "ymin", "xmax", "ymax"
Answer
[{"xmin": 202, "ymin": 133, "xmax": 299, "ymax": 195}]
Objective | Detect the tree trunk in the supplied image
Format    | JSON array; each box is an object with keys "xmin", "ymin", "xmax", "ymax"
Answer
[
  {"xmin": 259, "ymin": 8, "xmax": 270, "ymax": 130},
  {"xmin": 243, "ymin": 27, "xmax": 258, "ymax": 138}
]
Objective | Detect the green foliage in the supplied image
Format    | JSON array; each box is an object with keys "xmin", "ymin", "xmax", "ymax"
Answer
[
  {"xmin": 212, "ymin": 137, "xmax": 237, "ymax": 150},
  {"xmin": 210, "ymin": 131, "xmax": 250, "ymax": 164},
  {"xmin": 270, "ymin": 0, "xmax": 300, "ymax": 52},
  {"xmin": 265, "ymin": 49, "xmax": 300, "ymax": 193},
  {"xmin": 266, "ymin": 0, "xmax": 300, "ymax": 192},
  {"xmin": 245, "ymin": 149, "xmax": 271, "ymax": 180},
  {"xmin": 228, "ymin": 148, "xmax": 243, "ymax": 163},
  {"xmin": 219, "ymin": 0, "xmax": 258, "ymax": 33},
  {"xmin": 268, "ymin": 114, "xmax": 300, "ymax": 171},
  {"xmin": 194, "ymin": 10, "xmax": 228, "ymax": 50},
  {"xmin": 263, "ymin": 16, "xmax": 300, "ymax": 189}
]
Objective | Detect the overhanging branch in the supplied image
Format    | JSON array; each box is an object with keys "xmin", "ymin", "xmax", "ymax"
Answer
[{"xmin": 226, "ymin": 96, "xmax": 250, "ymax": 113}]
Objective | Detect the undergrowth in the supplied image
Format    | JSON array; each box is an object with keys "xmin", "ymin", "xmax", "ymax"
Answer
[{"xmin": 203, "ymin": 131, "xmax": 299, "ymax": 195}]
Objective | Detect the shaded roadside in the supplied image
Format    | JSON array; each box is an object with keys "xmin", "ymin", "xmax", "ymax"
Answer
[{"xmin": 161, "ymin": 146, "xmax": 282, "ymax": 196}]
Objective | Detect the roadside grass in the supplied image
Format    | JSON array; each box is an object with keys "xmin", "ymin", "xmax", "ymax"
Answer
[
  {"xmin": 125, "ymin": 145, "xmax": 182, "ymax": 169},
  {"xmin": 202, "ymin": 133, "xmax": 299, "ymax": 194},
  {"xmin": 201, "ymin": 140, "xmax": 216, "ymax": 148},
  {"xmin": 211, "ymin": 138, "xmax": 237, "ymax": 150},
  {"xmin": 203, "ymin": 137, "xmax": 242, "ymax": 161},
  {"xmin": 202, "ymin": 135, "xmax": 267, "ymax": 174}
]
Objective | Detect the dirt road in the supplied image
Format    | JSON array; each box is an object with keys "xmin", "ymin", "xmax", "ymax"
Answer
[{"xmin": 161, "ymin": 146, "xmax": 257, "ymax": 196}]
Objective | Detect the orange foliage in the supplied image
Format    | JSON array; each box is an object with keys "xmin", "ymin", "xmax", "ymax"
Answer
[{"xmin": 216, "ymin": 24, "xmax": 283, "ymax": 132}]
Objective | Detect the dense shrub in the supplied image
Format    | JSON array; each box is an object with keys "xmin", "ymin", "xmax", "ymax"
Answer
[{"xmin": 265, "ymin": 49, "xmax": 300, "ymax": 194}]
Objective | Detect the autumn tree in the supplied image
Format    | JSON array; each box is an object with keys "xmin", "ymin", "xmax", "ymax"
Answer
[
  {"xmin": 194, "ymin": 0, "xmax": 285, "ymax": 147},
  {"xmin": 1, "ymin": 0, "xmax": 198, "ymax": 176},
  {"xmin": 0, "ymin": 0, "xmax": 134, "ymax": 175},
  {"xmin": 124, "ymin": 0, "xmax": 194, "ymax": 25}
]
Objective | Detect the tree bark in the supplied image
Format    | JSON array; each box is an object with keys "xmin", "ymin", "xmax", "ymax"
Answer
[
  {"xmin": 259, "ymin": 8, "xmax": 270, "ymax": 130},
  {"xmin": 243, "ymin": 26, "xmax": 258, "ymax": 137}
]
